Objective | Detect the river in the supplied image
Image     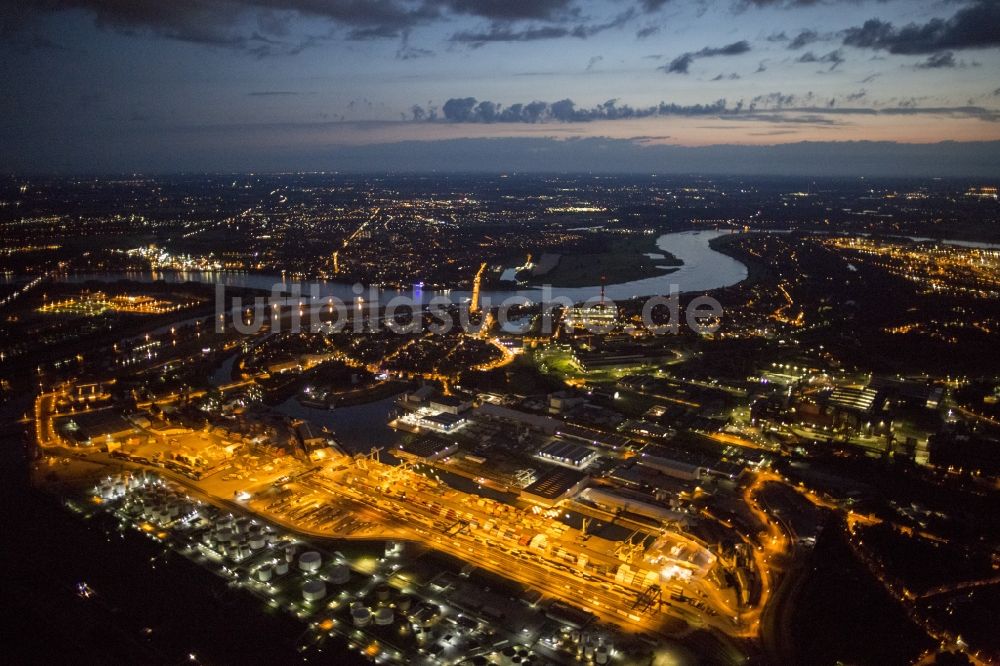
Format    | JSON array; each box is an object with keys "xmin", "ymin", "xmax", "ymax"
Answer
[{"xmin": 47, "ymin": 229, "xmax": 750, "ymax": 304}]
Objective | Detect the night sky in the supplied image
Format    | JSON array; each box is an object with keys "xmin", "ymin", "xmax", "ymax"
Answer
[{"xmin": 2, "ymin": 0, "xmax": 1000, "ymax": 174}]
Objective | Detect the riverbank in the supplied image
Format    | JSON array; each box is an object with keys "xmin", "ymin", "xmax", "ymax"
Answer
[{"xmin": 707, "ymin": 232, "xmax": 768, "ymax": 292}]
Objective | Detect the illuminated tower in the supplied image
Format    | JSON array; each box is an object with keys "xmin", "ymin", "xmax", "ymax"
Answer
[{"xmin": 470, "ymin": 262, "xmax": 487, "ymax": 314}]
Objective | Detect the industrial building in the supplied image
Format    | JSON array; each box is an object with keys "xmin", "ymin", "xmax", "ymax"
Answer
[{"xmin": 537, "ymin": 439, "xmax": 599, "ymax": 469}]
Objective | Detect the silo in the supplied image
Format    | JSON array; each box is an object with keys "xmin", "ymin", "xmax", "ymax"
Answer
[
  {"xmin": 329, "ymin": 564, "xmax": 350, "ymax": 584},
  {"xmin": 298, "ymin": 551, "xmax": 322, "ymax": 572},
  {"xmin": 302, "ymin": 580, "xmax": 326, "ymax": 602},
  {"xmin": 351, "ymin": 603, "xmax": 372, "ymax": 627}
]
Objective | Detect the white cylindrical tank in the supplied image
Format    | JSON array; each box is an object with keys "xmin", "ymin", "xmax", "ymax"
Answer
[
  {"xmin": 299, "ymin": 551, "xmax": 322, "ymax": 572},
  {"xmin": 374, "ymin": 608, "xmax": 394, "ymax": 626},
  {"xmin": 329, "ymin": 564, "xmax": 350, "ymax": 584},
  {"xmin": 258, "ymin": 566, "xmax": 273, "ymax": 582},
  {"xmin": 595, "ymin": 645, "xmax": 610, "ymax": 665},
  {"xmin": 249, "ymin": 535, "xmax": 266, "ymax": 550},
  {"xmin": 302, "ymin": 580, "xmax": 326, "ymax": 602},
  {"xmin": 351, "ymin": 603, "xmax": 372, "ymax": 627},
  {"xmin": 274, "ymin": 561, "xmax": 289, "ymax": 576}
]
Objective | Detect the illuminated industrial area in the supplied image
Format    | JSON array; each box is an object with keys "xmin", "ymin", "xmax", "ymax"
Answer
[{"xmin": 1, "ymin": 171, "xmax": 997, "ymax": 665}]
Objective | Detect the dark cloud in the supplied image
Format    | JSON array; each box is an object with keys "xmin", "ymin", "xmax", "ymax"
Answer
[
  {"xmin": 346, "ymin": 25, "xmax": 405, "ymax": 41},
  {"xmin": 636, "ymin": 25, "xmax": 660, "ymax": 39},
  {"xmin": 734, "ymin": 0, "xmax": 825, "ymax": 8},
  {"xmin": 433, "ymin": 97, "xmax": 731, "ymax": 122},
  {"xmin": 913, "ymin": 51, "xmax": 978, "ymax": 69},
  {"xmin": 712, "ymin": 72, "xmax": 742, "ymax": 80},
  {"xmin": 248, "ymin": 91, "xmax": 303, "ymax": 96},
  {"xmin": 449, "ymin": 24, "xmax": 570, "ymax": 44},
  {"xmin": 435, "ymin": 0, "xmax": 574, "ymax": 21},
  {"xmin": 662, "ymin": 40, "xmax": 751, "ymax": 74},
  {"xmin": 734, "ymin": 0, "xmax": 874, "ymax": 8},
  {"xmin": 796, "ymin": 49, "xmax": 845, "ymax": 69},
  {"xmin": 749, "ymin": 92, "xmax": 798, "ymax": 110},
  {"xmin": 5, "ymin": 0, "xmax": 441, "ymax": 54},
  {"xmin": 842, "ymin": 0, "xmax": 1000, "ymax": 54},
  {"xmin": 585, "ymin": 55, "xmax": 603, "ymax": 71},
  {"xmin": 449, "ymin": 9, "xmax": 635, "ymax": 46},
  {"xmin": 665, "ymin": 53, "xmax": 696, "ymax": 74},
  {"xmin": 915, "ymin": 51, "xmax": 956, "ymax": 69},
  {"xmin": 788, "ymin": 29, "xmax": 821, "ymax": 49},
  {"xmin": 639, "ymin": 0, "xmax": 672, "ymax": 12},
  {"xmin": 782, "ymin": 105, "xmax": 1000, "ymax": 121},
  {"xmin": 3, "ymin": 0, "xmax": 589, "ymax": 54},
  {"xmin": 425, "ymin": 94, "xmax": 1000, "ymax": 125}
]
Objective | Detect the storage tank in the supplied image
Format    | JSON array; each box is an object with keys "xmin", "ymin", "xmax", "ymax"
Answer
[
  {"xmin": 595, "ymin": 645, "xmax": 610, "ymax": 665},
  {"xmin": 375, "ymin": 583, "xmax": 391, "ymax": 602},
  {"xmin": 274, "ymin": 561, "xmax": 289, "ymax": 576},
  {"xmin": 329, "ymin": 564, "xmax": 350, "ymax": 584},
  {"xmin": 351, "ymin": 603, "xmax": 372, "ymax": 627},
  {"xmin": 396, "ymin": 595, "xmax": 413, "ymax": 613},
  {"xmin": 249, "ymin": 535, "xmax": 266, "ymax": 550},
  {"xmin": 302, "ymin": 580, "xmax": 326, "ymax": 602},
  {"xmin": 374, "ymin": 607, "xmax": 394, "ymax": 626},
  {"xmin": 298, "ymin": 551, "xmax": 322, "ymax": 572},
  {"xmin": 257, "ymin": 566, "xmax": 273, "ymax": 582}
]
